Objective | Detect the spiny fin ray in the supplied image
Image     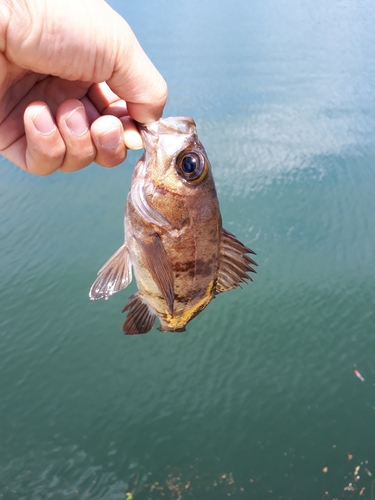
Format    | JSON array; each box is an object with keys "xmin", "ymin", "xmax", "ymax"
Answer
[
  {"xmin": 216, "ymin": 229, "xmax": 258, "ymax": 294},
  {"xmin": 122, "ymin": 293, "xmax": 156, "ymax": 335}
]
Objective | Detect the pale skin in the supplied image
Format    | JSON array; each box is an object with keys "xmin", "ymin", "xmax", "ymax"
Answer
[{"xmin": 0, "ymin": 0, "xmax": 168, "ymax": 175}]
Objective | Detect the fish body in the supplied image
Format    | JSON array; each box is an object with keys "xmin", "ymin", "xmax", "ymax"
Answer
[{"xmin": 89, "ymin": 117, "xmax": 257, "ymax": 334}]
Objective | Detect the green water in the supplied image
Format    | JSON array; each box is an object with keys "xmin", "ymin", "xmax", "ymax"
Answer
[{"xmin": 1, "ymin": 0, "xmax": 375, "ymax": 498}]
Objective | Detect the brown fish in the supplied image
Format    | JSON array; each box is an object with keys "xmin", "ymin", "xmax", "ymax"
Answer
[{"xmin": 89, "ymin": 117, "xmax": 257, "ymax": 334}]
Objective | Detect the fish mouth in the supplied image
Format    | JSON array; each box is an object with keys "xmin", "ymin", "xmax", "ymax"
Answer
[
  {"xmin": 137, "ymin": 117, "xmax": 196, "ymax": 136},
  {"xmin": 137, "ymin": 117, "xmax": 200, "ymax": 157}
]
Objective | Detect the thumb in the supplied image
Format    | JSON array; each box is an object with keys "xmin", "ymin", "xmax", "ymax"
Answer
[{"xmin": 106, "ymin": 12, "xmax": 168, "ymax": 124}]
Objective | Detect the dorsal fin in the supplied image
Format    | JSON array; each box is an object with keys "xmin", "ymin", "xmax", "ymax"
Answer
[
  {"xmin": 135, "ymin": 233, "xmax": 174, "ymax": 314},
  {"xmin": 216, "ymin": 229, "xmax": 258, "ymax": 294},
  {"xmin": 89, "ymin": 244, "xmax": 132, "ymax": 300},
  {"xmin": 122, "ymin": 293, "xmax": 156, "ymax": 335}
]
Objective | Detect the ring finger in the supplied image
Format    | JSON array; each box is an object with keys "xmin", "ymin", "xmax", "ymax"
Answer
[{"xmin": 90, "ymin": 115, "xmax": 126, "ymax": 168}]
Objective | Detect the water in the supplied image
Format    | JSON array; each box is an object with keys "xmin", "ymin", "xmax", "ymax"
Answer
[{"xmin": 1, "ymin": 0, "xmax": 375, "ymax": 498}]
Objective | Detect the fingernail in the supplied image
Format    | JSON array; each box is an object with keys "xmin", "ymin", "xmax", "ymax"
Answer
[
  {"xmin": 33, "ymin": 106, "xmax": 56, "ymax": 135},
  {"xmin": 65, "ymin": 106, "xmax": 88, "ymax": 137},
  {"xmin": 98, "ymin": 127, "xmax": 122, "ymax": 150}
]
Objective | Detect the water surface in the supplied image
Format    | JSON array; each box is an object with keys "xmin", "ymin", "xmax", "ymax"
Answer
[{"xmin": 1, "ymin": 0, "xmax": 375, "ymax": 498}]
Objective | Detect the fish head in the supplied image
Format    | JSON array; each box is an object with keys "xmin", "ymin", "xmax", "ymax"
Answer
[{"xmin": 137, "ymin": 117, "xmax": 214, "ymax": 198}]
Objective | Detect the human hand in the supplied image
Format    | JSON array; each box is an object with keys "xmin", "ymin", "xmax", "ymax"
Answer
[{"xmin": 0, "ymin": 0, "xmax": 167, "ymax": 175}]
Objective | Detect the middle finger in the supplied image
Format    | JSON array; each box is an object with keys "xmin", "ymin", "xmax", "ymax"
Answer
[{"xmin": 56, "ymin": 99, "xmax": 96, "ymax": 172}]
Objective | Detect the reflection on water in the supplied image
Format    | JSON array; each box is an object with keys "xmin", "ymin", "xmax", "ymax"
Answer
[{"xmin": 1, "ymin": 0, "xmax": 375, "ymax": 498}]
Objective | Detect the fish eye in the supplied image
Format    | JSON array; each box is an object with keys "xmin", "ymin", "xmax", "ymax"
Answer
[
  {"xmin": 182, "ymin": 155, "xmax": 197, "ymax": 174},
  {"xmin": 176, "ymin": 151, "xmax": 208, "ymax": 183}
]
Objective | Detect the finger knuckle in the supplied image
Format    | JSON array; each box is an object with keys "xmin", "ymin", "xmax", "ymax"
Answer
[{"xmin": 96, "ymin": 149, "xmax": 127, "ymax": 168}]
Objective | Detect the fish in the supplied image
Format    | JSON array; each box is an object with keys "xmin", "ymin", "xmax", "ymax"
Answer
[{"xmin": 89, "ymin": 117, "xmax": 257, "ymax": 334}]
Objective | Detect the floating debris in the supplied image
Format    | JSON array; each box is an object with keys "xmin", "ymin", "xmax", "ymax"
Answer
[
  {"xmin": 322, "ymin": 467, "xmax": 328, "ymax": 473},
  {"xmin": 354, "ymin": 369, "xmax": 365, "ymax": 382},
  {"xmin": 344, "ymin": 483, "xmax": 355, "ymax": 492},
  {"xmin": 347, "ymin": 454, "xmax": 353, "ymax": 461},
  {"xmin": 359, "ymin": 487, "xmax": 366, "ymax": 496},
  {"xmin": 138, "ymin": 463, "xmax": 246, "ymax": 499}
]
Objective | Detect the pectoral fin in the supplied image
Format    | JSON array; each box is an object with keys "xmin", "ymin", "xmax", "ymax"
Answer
[
  {"xmin": 216, "ymin": 229, "xmax": 258, "ymax": 293},
  {"xmin": 89, "ymin": 244, "xmax": 132, "ymax": 301},
  {"xmin": 122, "ymin": 293, "xmax": 156, "ymax": 335},
  {"xmin": 135, "ymin": 233, "xmax": 174, "ymax": 314}
]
